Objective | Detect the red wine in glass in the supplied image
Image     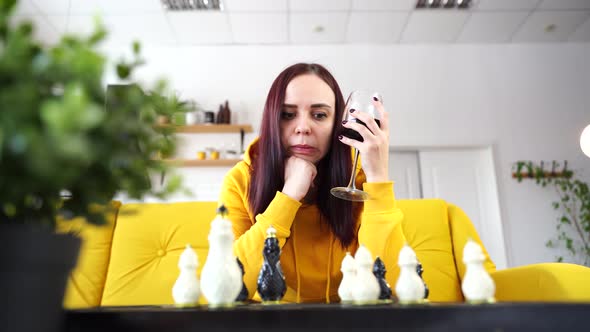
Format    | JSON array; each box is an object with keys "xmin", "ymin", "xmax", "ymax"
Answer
[{"xmin": 340, "ymin": 118, "xmax": 381, "ymax": 142}]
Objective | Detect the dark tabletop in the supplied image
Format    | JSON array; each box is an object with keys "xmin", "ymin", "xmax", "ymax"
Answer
[{"xmin": 65, "ymin": 302, "xmax": 590, "ymax": 332}]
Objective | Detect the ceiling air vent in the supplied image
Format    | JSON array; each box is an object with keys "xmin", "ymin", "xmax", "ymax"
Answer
[
  {"xmin": 416, "ymin": 0, "xmax": 472, "ymax": 9},
  {"xmin": 161, "ymin": 0, "xmax": 223, "ymax": 11}
]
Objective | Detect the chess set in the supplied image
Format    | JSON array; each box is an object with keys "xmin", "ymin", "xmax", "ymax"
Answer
[{"xmin": 172, "ymin": 205, "xmax": 496, "ymax": 308}]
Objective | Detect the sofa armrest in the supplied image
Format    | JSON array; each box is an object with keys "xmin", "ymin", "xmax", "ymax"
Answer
[{"xmin": 491, "ymin": 263, "xmax": 590, "ymax": 302}]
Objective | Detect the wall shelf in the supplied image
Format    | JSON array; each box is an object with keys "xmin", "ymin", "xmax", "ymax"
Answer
[
  {"xmin": 157, "ymin": 124, "xmax": 252, "ymax": 167},
  {"xmin": 511, "ymin": 172, "xmax": 571, "ymax": 179},
  {"xmin": 163, "ymin": 159, "xmax": 242, "ymax": 167},
  {"xmin": 158, "ymin": 124, "xmax": 253, "ymax": 134}
]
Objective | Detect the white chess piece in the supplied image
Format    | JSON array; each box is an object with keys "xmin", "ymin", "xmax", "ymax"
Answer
[
  {"xmin": 200, "ymin": 207, "xmax": 242, "ymax": 307},
  {"xmin": 461, "ymin": 239, "xmax": 496, "ymax": 303},
  {"xmin": 172, "ymin": 244, "xmax": 201, "ymax": 306},
  {"xmin": 395, "ymin": 244, "xmax": 425, "ymax": 304},
  {"xmin": 338, "ymin": 252, "xmax": 356, "ymax": 303},
  {"xmin": 351, "ymin": 245, "xmax": 380, "ymax": 304}
]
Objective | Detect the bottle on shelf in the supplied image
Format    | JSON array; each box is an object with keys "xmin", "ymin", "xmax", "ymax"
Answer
[
  {"xmin": 216, "ymin": 100, "xmax": 231, "ymax": 124},
  {"xmin": 224, "ymin": 100, "xmax": 231, "ymax": 124}
]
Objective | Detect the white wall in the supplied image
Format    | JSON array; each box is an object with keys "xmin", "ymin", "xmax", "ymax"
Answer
[{"xmin": 107, "ymin": 43, "xmax": 590, "ymax": 268}]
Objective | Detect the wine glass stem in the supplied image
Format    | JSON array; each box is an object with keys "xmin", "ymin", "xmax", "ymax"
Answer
[{"xmin": 347, "ymin": 149, "xmax": 360, "ymax": 190}]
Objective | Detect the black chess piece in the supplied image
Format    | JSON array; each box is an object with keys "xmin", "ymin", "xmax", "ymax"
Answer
[
  {"xmin": 372, "ymin": 257, "xmax": 392, "ymax": 301},
  {"xmin": 257, "ymin": 227, "xmax": 286, "ymax": 302},
  {"xmin": 235, "ymin": 257, "xmax": 248, "ymax": 302},
  {"xmin": 416, "ymin": 262, "xmax": 429, "ymax": 299},
  {"xmin": 217, "ymin": 204, "xmax": 228, "ymax": 215}
]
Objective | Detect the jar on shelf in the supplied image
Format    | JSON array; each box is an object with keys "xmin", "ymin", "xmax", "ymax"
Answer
[
  {"xmin": 206, "ymin": 147, "xmax": 219, "ymax": 160},
  {"xmin": 185, "ymin": 100, "xmax": 204, "ymax": 125},
  {"xmin": 204, "ymin": 111, "xmax": 215, "ymax": 124},
  {"xmin": 210, "ymin": 150, "xmax": 220, "ymax": 160}
]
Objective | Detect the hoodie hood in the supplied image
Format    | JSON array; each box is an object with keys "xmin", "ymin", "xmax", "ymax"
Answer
[{"xmin": 242, "ymin": 137, "xmax": 258, "ymax": 167}]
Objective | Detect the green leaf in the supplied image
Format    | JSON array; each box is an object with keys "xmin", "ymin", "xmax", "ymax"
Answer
[
  {"xmin": 87, "ymin": 17, "xmax": 107, "ymax": 45},
  {"xmin": 133, "ymin": 41, "xmax": 141, "ymax": 54},
  {"xmin": 2, "ymin": 203, "xmax": 16, "ymax": 217},
  {"xmin": 0, "ymin": 0, "xmax": 17, "ymax": 14},
  {"xmin": 17, "ymin": 21, "xmax": 33, "ymax": 37},
  {"xmin": 116, "ymin": 63, "xmax": 131, "ymax": 79},
  {"xmin": 164, "ymin": 174, "xmax": 183, "ymax": 194},
  {"xmin": 40, "ymin": 100, "xmax": 65, "ymax": 130}
]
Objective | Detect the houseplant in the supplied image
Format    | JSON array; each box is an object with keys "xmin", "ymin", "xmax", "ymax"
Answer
[
  {"xmin": 0, "ymin": 1, "xmax": 185, "ymax": 330},
  {"xmin": 513, "ymin": 161, "xmax": 589, "ymax": 266}
]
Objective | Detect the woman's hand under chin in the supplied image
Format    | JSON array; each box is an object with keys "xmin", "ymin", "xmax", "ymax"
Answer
[
  {"xmin": 282, "ymin": 156, "xmax": 318, "ymax": 201},
  {"xmin": 338, "ymin": 98, "xmax": 389, "ymax": 183}
]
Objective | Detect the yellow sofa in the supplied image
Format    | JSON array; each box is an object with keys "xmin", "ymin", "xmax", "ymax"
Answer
[{"xmin": 59, "ymin": 199, "xmax": 590, "ymax": 308}]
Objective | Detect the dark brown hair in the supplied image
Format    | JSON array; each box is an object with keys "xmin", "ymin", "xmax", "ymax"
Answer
[{"xmin": 248, "ymin": 63, "xmax": 357, "ymax": 247}]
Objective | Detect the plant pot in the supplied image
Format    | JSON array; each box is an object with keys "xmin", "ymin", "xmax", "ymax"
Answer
[
  {"xmin": 0, "ymin": 224, "xmax": 81, "ymax": 332},
  {"xmin": 156, "ymin": 115, "xmax": 170, "ymax": 125}
]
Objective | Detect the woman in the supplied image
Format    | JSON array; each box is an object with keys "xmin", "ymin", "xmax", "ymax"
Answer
[{"xmin": 219, "ymin": 63, "xmax": 406, "ymax": 303}]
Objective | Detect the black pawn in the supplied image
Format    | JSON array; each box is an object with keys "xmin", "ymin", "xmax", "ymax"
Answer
[
  {"xmin": 416, "ymin": 262, "xmax": 429, "ymax": 299},
  {"xmin": 372, "ymin": 257, "xmax": 392, "ymax": 300},
  {"xmin": 257, "ymin": 236, "xmax": 286, "ymax": 302},
  {"xmin": 235, "ymin": 257, "xmax": 248, "ymax": 302}
]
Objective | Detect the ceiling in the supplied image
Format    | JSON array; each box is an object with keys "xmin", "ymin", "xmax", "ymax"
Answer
[{"xmin": 11, "ymin": 0, "xmax": 590, "ymax": 46}]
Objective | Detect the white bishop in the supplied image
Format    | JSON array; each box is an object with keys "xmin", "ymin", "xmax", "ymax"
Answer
[
  {"xmin": 395, "ymin": 244, "xmax": 425, "ymax": 304},
  {"xmin": 172, "ymin": 244, "xmax": 201, "ymax": 306},
  {"xmin": 200, "ymin": 205, "xmax": 242, "ymax": 307},
  {"xmin": 338, "ymin": 252, "xmax": 356, "ymax": 303},
  {"xmin": 461, "ymin": 239, "xmax": 495, "ymax": 303},
  {"xmin": 351, "ymin": 245, "xmax": 380, "ymax": 304}
]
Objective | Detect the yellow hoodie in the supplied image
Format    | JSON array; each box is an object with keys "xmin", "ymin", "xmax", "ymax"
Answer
[{"xmin": 220, "ymin": 139, "xmax": 406, "ymax": 303}]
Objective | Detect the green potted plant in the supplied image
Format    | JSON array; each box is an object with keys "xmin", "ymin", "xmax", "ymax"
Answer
[
  {"xmin": 0, "ymin": 1, "xmax": 185, "ymax": 331},
  {"xmin": 513, "ymin": 161, "xmax": 589, "ymax": 266}
]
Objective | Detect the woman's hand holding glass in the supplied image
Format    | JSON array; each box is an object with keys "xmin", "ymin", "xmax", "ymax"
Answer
[
  {"xmin": 339, "ymin": 96, "xmax": 389, "ymax": 183},
  {"xmin": 331, "ymin": 91, "xmax": 389, "ymax": 201}
]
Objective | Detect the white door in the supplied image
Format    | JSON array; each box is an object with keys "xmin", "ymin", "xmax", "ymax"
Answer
[
  {"xmin": 419, "ymin": 148, "xmax": 507, "ymax": 269},
  {"xmin": 389, "ymin": 151, "xmax": 421, "ymax": 199}
]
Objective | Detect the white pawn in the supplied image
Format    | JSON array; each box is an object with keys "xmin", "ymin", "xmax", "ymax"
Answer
[
  {"xmin": 172, "ymin": 244, "xmax": 200, "ymax": 306},
  {"xmin": 351, "ymin": 245, "xmax": 380, "ymax": 304},
  {"xmin": 461, "ymin": 239, "xmax": 495, "ymax": 303},
  {"xmin": 395, "ymin": 244, "xmax": 425, "ymax": 304},
  {"xmin": 338, "ymin": 252, "xmax": 356, "ymax": 303},
  {"xmin": 200, "ymin": 205, "xmax": 243, "ymax": 307}
]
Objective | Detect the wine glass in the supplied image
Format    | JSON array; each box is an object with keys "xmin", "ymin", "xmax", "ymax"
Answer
[{"xmin": 330, "ymin": 90, "xmax": 383, "ymax": 202}]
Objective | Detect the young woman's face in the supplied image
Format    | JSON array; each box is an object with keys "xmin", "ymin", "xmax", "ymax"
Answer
[{"xmin": 280, "ymin": 74, "xmax": 336, "ymax": 164}]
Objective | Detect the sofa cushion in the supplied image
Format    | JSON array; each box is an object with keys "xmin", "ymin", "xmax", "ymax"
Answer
[
  {"xmin": 398, "ymin": 199, "xmax": 464, "ymax": 302},
  {"xmin": 492, "ymin": 263, "xmax": 590, "ymax": 302},
  {"xmin": 57, "ymin": 201, "xmax": 121, "ymax": 308},
  {"xmin": 101, "ymin": 201, "xmax": 217, "ymax": 306}
]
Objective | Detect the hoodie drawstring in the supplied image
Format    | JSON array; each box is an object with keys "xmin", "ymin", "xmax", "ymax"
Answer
[
  {"xmin": 325, "ymin": 232, "xmax": 334, "ymax": 303},
  {"xmin": 292, "ymin": 224, "xmax": 301, "ymax": 303}
]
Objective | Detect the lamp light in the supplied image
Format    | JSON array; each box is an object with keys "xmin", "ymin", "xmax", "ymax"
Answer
[{"xmin": 581, "ymin": 124, "xmax": 590, "ymax": 158}]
